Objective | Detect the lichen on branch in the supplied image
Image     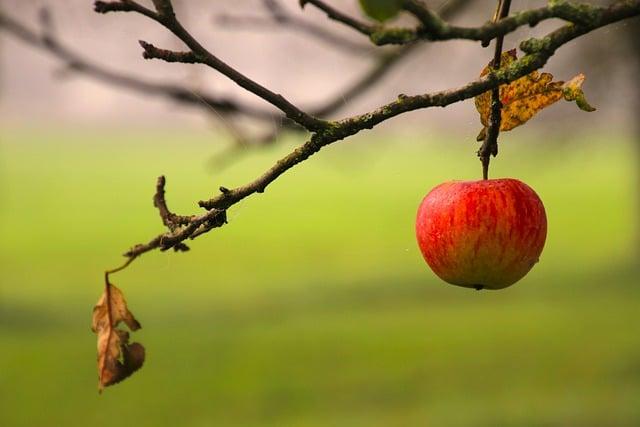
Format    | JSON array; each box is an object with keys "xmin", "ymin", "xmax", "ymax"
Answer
[
  {"xmin": 96, "ymin": 0, "xmax": 640, "ymax": 264},
  {"xmin": 83, "ymin": 0, "xmax": 640, "ymax": 389}
]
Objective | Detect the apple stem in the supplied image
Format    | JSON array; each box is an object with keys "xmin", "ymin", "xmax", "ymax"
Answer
[
  {"xmin": 482, "ymin": 157, "xmax": 490, "ymax": 181},
  {"xmin": 478, "ymin": 0, "xmax": 511, "ymax": 180}
]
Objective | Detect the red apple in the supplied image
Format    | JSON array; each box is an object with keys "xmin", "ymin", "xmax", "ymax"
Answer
[{"xmin": 416, "ymin": 178, "xmax": 547, "ymax": 290}]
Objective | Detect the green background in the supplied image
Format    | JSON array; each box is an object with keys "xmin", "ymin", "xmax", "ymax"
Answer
[{"xmin": 1, "ymin": 129, "xmax": 638, "ymax": 426}]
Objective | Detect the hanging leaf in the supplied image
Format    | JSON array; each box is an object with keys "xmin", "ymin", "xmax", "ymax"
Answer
[
  {"xmin": 359, "ymin": 0, "xmax": 402, "ymax": 22},
  {"xmin": 92, "ymin": 283, "xmax": 145, "ymax": 392},
  {"xmin": 475, "ymin": 49, "xmax": 596, "ymax": 140}
]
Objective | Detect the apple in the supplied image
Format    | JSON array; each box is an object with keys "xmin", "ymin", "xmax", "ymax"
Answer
[{"xmin": 415, "ymin": 178, "xmax": 547, "ymax": 290}]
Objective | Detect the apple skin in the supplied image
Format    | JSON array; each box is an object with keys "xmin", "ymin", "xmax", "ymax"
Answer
[{"xmin": 416, "ymin": 179, "xmax": 547, "ymax": 290}]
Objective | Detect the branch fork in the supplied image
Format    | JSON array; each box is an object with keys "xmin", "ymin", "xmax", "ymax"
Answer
[
  {"xmin": 84, "ymin": 0, "xmax": 640, "ymax": 274},
  {"xmin": 139, "ymin": 41, "xmax": 198, "ymax": 63}
]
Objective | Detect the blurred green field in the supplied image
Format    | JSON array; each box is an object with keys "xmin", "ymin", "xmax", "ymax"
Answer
[{"xmin": 1, "ymin": 128, "xmax": 638, "ymax": 426}]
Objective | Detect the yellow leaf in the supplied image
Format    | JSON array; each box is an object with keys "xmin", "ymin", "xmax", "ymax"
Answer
[
  {"xmin": 475, "ymin": 50, "xmax": 596, "ymax": 140},
  {"xmin": 92, "ymin": 283, "xmax": 145, "ymax": 392}
]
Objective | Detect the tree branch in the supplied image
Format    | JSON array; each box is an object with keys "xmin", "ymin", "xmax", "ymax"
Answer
[
  {"xmin": 94, "ymin": 0, "xmax": 159, "ymax": 20},
  {"xmin": 153, "ymin": 176, "xmax": 192, "ymax": 231},
  {"xmin": 311, "ymin": 0, "xmax": 473, "ymax": 118},
  {"xmin": 0, "ymin": 9, "xmax": 282, "ymax": 124},
  {"xmin": 302, "ymin": 0, "xmax": 470, "ymax": 117},
  {"xmin": 216, "ymin": 0, "xmax": 371, "ymax": 55},
  {"xmin": 183, "ymin": 0, "xmax": 469, "ymax": 169},
  {"xmin": 95, "ymin": 0, "xmax": 328, "ymax": 131},
  {"xmin": 1, "ymin": 1, "xmax": 471, "ymax": 154},
  {"xmin": 91, "ymin": 0, "xmax": 639, "ymax": 266},
  {"xmin": 298, "ymin": 0, "xmax": 375, "ymax": 38},
  {"xmin": 303, "ymin": 0, "xmax": 639, "ymax": 46}
]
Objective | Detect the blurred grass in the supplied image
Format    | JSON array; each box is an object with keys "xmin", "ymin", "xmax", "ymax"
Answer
[{"xmin": 0, "ymin": 128, "xmax": 638, "ymax": 426}]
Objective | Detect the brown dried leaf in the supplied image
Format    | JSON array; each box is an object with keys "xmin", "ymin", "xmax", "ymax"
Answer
[
  {"xmin": 92, "ymin": 283, "xmax": 145, "ymax": 392},
  {"xmin": 475, "ymin": 49, "xmax": 596, "ymax": 140}
]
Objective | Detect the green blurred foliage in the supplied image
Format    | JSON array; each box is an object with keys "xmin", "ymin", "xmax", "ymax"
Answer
[{"xmin": 0, "ymin": 129, "xmax": 638, "ymax": 426}]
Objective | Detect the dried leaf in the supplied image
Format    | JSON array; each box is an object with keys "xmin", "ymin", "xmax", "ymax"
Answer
[
  {"xmin": 92, "ymin": 283, "xmax": 145, "ymax": 392},
  {"xmin": 475, "ymin": 49, "xmax": 596, "ymax": 140}
]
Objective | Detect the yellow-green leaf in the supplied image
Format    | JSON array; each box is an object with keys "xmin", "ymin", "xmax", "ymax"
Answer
[
  {"xmin": 359, "ymin": 0, "xmax": 402, "ymax": 22},
  {"xmin": 475, "ymin": 50, "xmax": 596, "ymax": 140}
]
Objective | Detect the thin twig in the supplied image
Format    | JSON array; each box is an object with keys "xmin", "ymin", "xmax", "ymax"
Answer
[
  {"xmin": 0, "ymin": 9, "xmax": 281, "ymax": 123},
  {"xmin": 299, "ymin": 0, "xmax": 374, "ymax": 37},
  {"xmin": 153, "ymin": 176, "xmax": 192, "ymax": 230},
  {"xmin": 313, "ymin": 48, "xmax": 411, "ymax": 117},
  {"xmin": 105, "ymin": 256, "xmax": 137, "ymax": 285},
  {"xmin": 211, "ymin": 0, "xmax": 471, "ymax": 160},
  {"xmin": 95, "ymin": 0, "xmax": 328, "ymax": 132},
  {"xmin": 216, "ymin": 0, "xmax": 371, "ymax": 55},
  {"xmin": 303, "ymin": 0, "xmax": 635, "ymax": 46},
  {"xmin": 310, "ymin": 0, "xmax": 471, "ymax": 118}
]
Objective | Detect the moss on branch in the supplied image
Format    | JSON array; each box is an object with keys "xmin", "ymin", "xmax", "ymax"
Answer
[
  {"xmin": 88, "ymin": 0, "xmax": 640, "ymax": 266},
  {"xmin": 307, "ymin": 0, "xmax": 636, "ymax": 47}
]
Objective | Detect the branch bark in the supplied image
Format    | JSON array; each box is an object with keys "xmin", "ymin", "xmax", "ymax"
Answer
[
  {"xmin": 312, "ymin": 0, "xmax": 472, "ymax": 118},
  {"xmin": 303, "ymin": 0, "xmax": 639, "ymax": 46},
  {"xmin": 88, "ymin": 0, "xmax": 640, "ymax": 269},
  {"xmin": 1, "ymin": 1, "xmax": 471, "ymax": 152},
  {"xmin": 95, "ymin": 0, "xmax": 328, "ymax": 132},
  {"xmin": 211, "ymin": 0, "xmax": 471, "ymax": 159}
]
